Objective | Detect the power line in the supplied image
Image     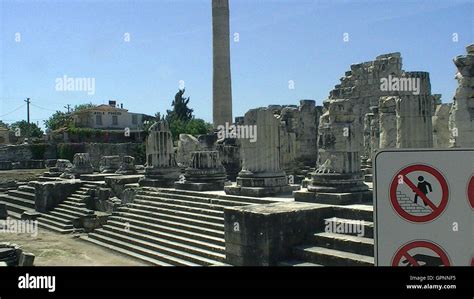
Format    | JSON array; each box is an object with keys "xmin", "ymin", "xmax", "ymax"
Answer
[{"xmin": 0, "ymin": 103, "xmax": 26, "ymax": 118}]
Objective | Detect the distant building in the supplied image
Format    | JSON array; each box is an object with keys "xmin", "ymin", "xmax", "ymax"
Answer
[{"xmin": 72, "ymin": 101, "xmax": 152, "ymax": 130}]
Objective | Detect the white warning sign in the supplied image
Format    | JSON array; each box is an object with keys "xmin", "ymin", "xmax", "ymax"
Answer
[{"xmin": 374, "ymin": 149, "xmax": 474, "ymax": 266}]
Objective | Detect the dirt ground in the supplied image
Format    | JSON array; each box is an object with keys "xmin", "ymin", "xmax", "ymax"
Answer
[{"xmin": 0, "ymin": 227, "xmax": 148, "ymax": 266}]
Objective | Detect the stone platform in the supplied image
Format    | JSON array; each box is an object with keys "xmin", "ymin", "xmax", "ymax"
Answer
[{"xmin": 293, "ymin": 188, "xmax": 373, "ymax": 205}]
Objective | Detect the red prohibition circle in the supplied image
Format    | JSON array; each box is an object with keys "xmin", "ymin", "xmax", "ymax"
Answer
[
  {"xmin": 468, "ymin": 176, "xmax": 474, "ymax": 209},
  {"xmin": 390, "ymin": 164, "xmax": 449, "ymax": 223},
  {"xmin": 392, "ymin": 240, "xmax": 451, "ymax": 267}
]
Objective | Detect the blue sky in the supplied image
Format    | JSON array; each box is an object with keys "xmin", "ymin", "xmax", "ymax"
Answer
[{"xmin": 0, "ymin": 0, "xmax": 473, "ymax": 129}]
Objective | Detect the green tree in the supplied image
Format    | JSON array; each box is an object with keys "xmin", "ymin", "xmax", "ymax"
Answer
[
  {"xmin": 166, "ymin": 89, "xmax": 193, "ymax": 122},
  {"xmin": 74, "ymin": 103, "xmax": 96, "ymax": 111},
  {"xmin": 44, "ymin": 111, "xmax": 71, "ymax": 131},
  {"xmin": 0, "ymin": 121, "xmax": 9, "ymax": 129},
  {"xmin": 11, "ymin": 120, "xmax": 44, "ymax": 138}
]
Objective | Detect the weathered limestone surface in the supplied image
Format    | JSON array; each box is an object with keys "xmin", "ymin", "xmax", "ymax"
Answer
[
  {"xmin": 433, "ymin": 103, "xmax": 452, "ymax": 148},
  {"xmin": 175, "ymin": 151, "xmax": 227, "ymax": 191},
  {"xmin": 294, "ymin": 99, "xmax": 371, "ymax": 204},
  {"xmin": 139, "ymin": 121, "xmax": 180, "ymax": 187},
  {"xmin": 176, "ymin": 134, "xmax": 201, "ymax": 167},
  {"xmin": 396, "ymin": 93, "xmax": 434, "ymax": 148},
  {"xmin": 379, "ymin": 96, "xmax": 398, "ymax": 149},
  {"xmin": 60, "ymin": 153, "xmax": 94, "ymax": 178},
  {"xmin": 224, "ymin": 202, "xmax": 333, "ymax": 266},
  {"xmin": 225, "ymin": 108, "xmax": 293, "ymax": 197},
  {"xmin": 99, "ymin": 155, "xmax": 121, "ymax": 173},
  {"xmin": 115, "ymin": 156, "xmax": 137, "ymax": 175},
  {"xmin": 216, "ymin": 138, "xmax": 241, "ymax": 181},
  {"xmin": 212, "ymin": 0, "xmax": 233, "ymax": 128},
  {"xmin": 33, "ymin": 180, "xmax": 81, "ymax": 212},
  {"xmin": 449, "ymin": 44, "xmax": 474, "ymax": 147}
]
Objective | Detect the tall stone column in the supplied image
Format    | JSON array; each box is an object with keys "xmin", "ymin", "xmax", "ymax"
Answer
[
  {"xmin": 139, "ymin": 121, "xmax": 180, "ymax": 187},
  {"xmin": 396, "ymin": 95, "xmax": 434, "ymax": 148},
  {"xmin": 379, "ymin": 96, "xmax": 398, "ymax": 149},
  {"xmin": 212, "ymin": 0, "xmax": 233, "ymax": 128},
  {"xmin": 294, "ymin": 99, "xmax": 371, "ymax": 204},
  {"xmin": 449, "ymin": 44, "xmax": 474, "ymax": 147},
  {"xmin": 224, "ymin": 108, "xmax": 294, "ymax": 197}
]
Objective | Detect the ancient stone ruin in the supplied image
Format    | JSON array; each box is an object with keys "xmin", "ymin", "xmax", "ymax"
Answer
[
  {"xmin": 224, "ymin": 108, "xmax": 294, "ymax": 197},
  {"xmin": 449, "ymin": 44, "xmax": 474, "ymax": 148},
  {"xmin": 294, "ymin": 99, "xmax": 371, "ymax": 204},
  {"xmin": 139, "ymin": 121, "xmax": 180, "ymax": 187},
  {"xmin": 175, "ymin": 150, "xmax": 227, "ymax": 191}
]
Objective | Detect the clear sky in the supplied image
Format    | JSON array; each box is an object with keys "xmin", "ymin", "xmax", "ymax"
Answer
[{"xmin": 0, "ymin": 0, "xmax": 473, "ymax": 129}]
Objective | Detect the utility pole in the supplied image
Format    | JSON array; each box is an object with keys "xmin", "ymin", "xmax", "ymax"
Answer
[
  {"xmin": 25, "ymin": 98, "xmax": 30, "ymax": 139},
  {"xmin": 64, "ymin": 104, "xmax": 71, "ymax": 113}
]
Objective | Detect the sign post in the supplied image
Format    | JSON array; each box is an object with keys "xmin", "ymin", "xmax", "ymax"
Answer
[{"xmin": 374, "ymin": 149, "xmax": 474, "ymax": 266}]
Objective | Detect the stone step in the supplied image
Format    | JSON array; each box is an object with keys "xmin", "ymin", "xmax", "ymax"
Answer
[
  {"xmin": 278, "ymin": 260, "xmax": 323, "ymax": 267},
  {"xmin": 293, "ymin": 245, "xmax": 374, "ymax": 266},
  {"xmin": 79, "ymin": 235, "xmax": 173, "ymax": 266},
  {"xmin": 68, "ymin": 194, "xmax": 89, "ymax": 201},
  {"xmin": 311, "ymin": 232, "xmax": 374, "ymax": 256},
  {"xmin": 89, "ymin": 229, "xmax": 220, "ymax": 266},
  {"xmin": 102, "ymin": 224, "xmax": 225, "ymax": 257},
  {"xmin": 17, "ymin": 185, "xmax": 36, "ymax": 193},
  {"xmin": 0, "ymin": 200, "xmax": 34, "ymax": 215},
  {"xmin": 38, "ymin": 212, "xmax": 73, "ymax": 225},
  {"xmin": 37, "ymin": 221, "xmax": 74, "ymax": 234},
  {"xmin": 60, "ymin": 201, "xmax": 88, "ymax": 208},
  {"xmin": 6, "ymin": 190, "xmax": 35, "ymax": 200},
  {"xmin": 0, "ymin": 194, "xmax": 35, "ymax": 209},
  {"xmin": 116, "ymin": 208, "xmax": 224, "ymax": 231},
  {"xmin": 134, "ymin": 194, "xmax": 229, "ymax": 211},
  {"xmin": 53, "ymin": 207, "xmax": 93, "ymax": 219},
  {"xmin": 132, "ymin": 199, "xmax": 224, "ymax": 217},
  {"xmin": 57, "ymin": 203, "xmax": 93, "ymax": 214},
  {"xmin": 105, "ymin": 220, "xmax": 225, "ymax": 251},
  {"xmin": 332, "ymin": 205, "xmax": 374, "ymax": 222},
  {"xmin": 83, "ymin": 182, "xmax": 107, "ymax": 188},
  {"xmin": 324, "ymin": 217, "xmax": 374, "ymax": 238},
  {"xmin": 118, "ymin": 205, "xmax": 224, "ymax": 225},
  {"xmin": 140, "ymin": 189, "xmax": 270, "ymax": 206},
  {"xmin": 110, "ymin": 213, "xmax": 224, "ymax": 239},
  {"xmin": 49, "ymin": 210, "xmax": 77, "ymax": 221},
  {"xmin": 135, "ymin": 193, "xmax": 253, "ymax": 210},
  {"xmin": 75, "ymin": 190, "xmax": 89, "ymax": 195}
]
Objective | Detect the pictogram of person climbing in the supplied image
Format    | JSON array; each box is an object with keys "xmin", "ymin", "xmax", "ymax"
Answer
[{"xmin": 414, "ymin": 176, "xmax": 432, "ymax": 206}]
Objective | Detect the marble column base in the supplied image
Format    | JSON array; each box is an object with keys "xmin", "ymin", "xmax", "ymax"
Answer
[{"xmin": 139, "ymin": 167, "xmax": 181, "ymax": 188}]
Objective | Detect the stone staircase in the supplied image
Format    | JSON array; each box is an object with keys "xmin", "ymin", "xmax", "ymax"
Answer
[
  {"xmin": 0, "ymin": 185, "xmax": 36, "ymax": 219},
  {"xmin": 37, "ymin": 182, "xmax": 100, "ymax": 233},
  {"xmin": 81, "ymin": 188, "xmax": 275, "ymax": 266},
  {"xmin": 280, "ymin": 204, "xmax": 375, "ymax": 266}
]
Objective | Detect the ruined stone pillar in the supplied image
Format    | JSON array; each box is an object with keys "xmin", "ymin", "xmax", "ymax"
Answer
[
  {"xmin": 60, "ymin": 153, "xmax": 94, "ymax": 178},
  {"xmin": 224, "ymin": 108, "xmax": 294, "ymax": 197},
  {"xmin": 139, "ymin": 121, "xmax": 180, "ymax": 187},
  {"xmin": 449, "ymin": 44, "xmax": 474, "ymax": 148},
  {"xmin": 116, "ymin": 156, "xmax": 137, "ymax": 175},
  {"xmin": 99, "ymin": 155, "xmax": 121, "ymax": 173},
  {"xmin": 175, "ymin": 151, "xmax": 227, "ymax": 191},
  {"xmin": 379, "ymin": 96, "xmax": 398, "ymax": 149},
  {"xmin": 294, "ymin": 99, "xmax": 371, "ymax": 204},
  {"xmin": 212, "ymin": 0, "xmax": 233, "ymax": 128},
  {"xmin": 396, "ymin": 95, "xmax": 434, "ymax": 148}
]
